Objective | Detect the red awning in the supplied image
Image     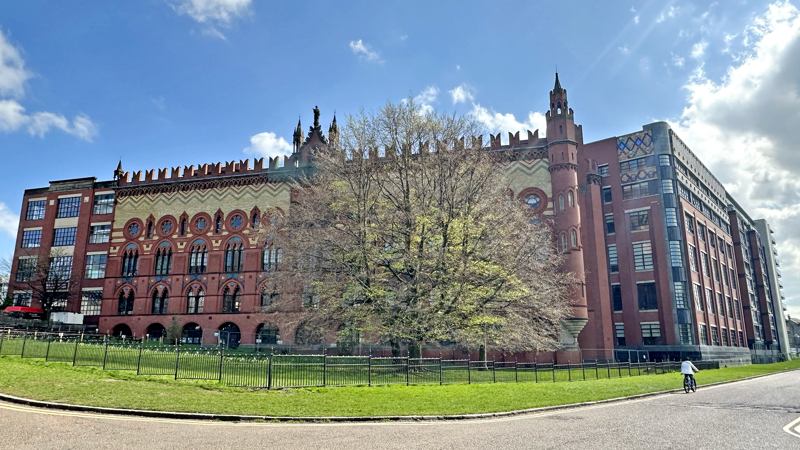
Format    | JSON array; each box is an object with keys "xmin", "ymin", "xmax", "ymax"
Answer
[{"xmin": 4, "ymin": 306, "xmax": 44, "ymax": 314}]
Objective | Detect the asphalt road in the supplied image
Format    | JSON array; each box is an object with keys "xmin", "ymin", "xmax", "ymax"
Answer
[{"xmin": 1, "ymin": 370, "xmax": 798, "ymax": 449}]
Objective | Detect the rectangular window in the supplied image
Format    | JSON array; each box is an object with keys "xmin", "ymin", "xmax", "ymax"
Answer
[
  {"xmin": 693, "ymin": 283, "xmax": 704, "ymax": 311},
  {"xmin": 722, "ymin": 264, "xmax": 728, "ymax": 285},
  {"xmin": 739, "ymin": 331, "xmax": 744, "ymax": 347},
  {"xmin": 716, "ymin": 292, "xmax": 724, "ymax": 316},
  {"xmin": 80, "ymin": 290, "xmax": 103, "ymax": 316},
  {"xmin": 51, "ymin": 292, "xmax": 68, "ymax": 312},
  {"xmin": 92, "ymin": 194, "xmax": 114, "ymax": 215},
  {"xmin": 612, "ymin": 284, "xmax": 622, "ymax": 312},
  {"xmin": 669, "ymin": 241, "xmax": 683, "ymax": 267},
  {"xmin": 89, "ymin": 225, "xmax": 111, "ymax": 244},
  {"xmin": 711, "ymin": 326, "xmax": 720, "ymax": 346},
  {"xmin": 685, "ymin": 214, "xmax": 695, "ymax": 234},
  {"xmin": 641, "ymin": 323, "xmax": 662, "ymax": 345},
  {"xmin": 661, "ymin": 179, "xmax": 674, "ymax": 194},
  {"xmin": 637, "ymin": 282, "xmax": 658, "ymax": 310},
  {"xmin": 719, "ymin": 237, "xmax": 725, "ymax": 252},
  {"xmin": 605, "ymin": 214, "xmax": 615, "ymax": 234},
  {"xmin": 699, "ymin": 324, "xmax": 709, "ymax": 345},
  {"xmin": 698, "ymin": 224, "xmax": 706, "ymax": 242},
  {"xmin": 615, "ymin": 323, "xmax": 626, "ymax": 346},
  {"xmin": 629, "ymin": 211, "xmax": 649, "ymax": 231},
  {"xmin": 726, "ymin": 296, "xmax": 733, "ymax": 318},
  {"xmin": 701, "ymin": 252, "xmax": 710, "ymax": 277},
  {"xmin": 26, "ymin": 200, "xmax": 46, "ymax": 221},
  {"xmin": 727, "ymin": 244, "xmax": 733, "ymax": 259},
  {"xmin": 53, "ymin": 227, "xmax": 78, "ymax": 246},
  {"xmin": 674, "ymin": 282, "xmax": 687, "ymax": 309},
  {"xmin": 735, "ymin": 300, "xmax": 741, "ymax": 320},
  {"xmin": 598, "ymin": 164, "xmax": 609, "ymax": 177},
  {"xmin": 12, "ymin": 291, "xmax": 32, "ymax": 307},
  {"xmin": 665, "ymin": 208, "xmax": 678, "ymax": 226},
  {"xmin": 659, "ymin": 154, "xmax": 671, "ymax": 166},
  {"xmin": 705, "ymin": 288, "xmax": 714, "ymax": 314},
  {"xmin": 721, "ymin": 328, "xmax": 729, "ymax": 346},
  {"xmin": 21, "ymin": 229, "xmax": 42, "ymax": 248},
  {"xmin": 689, "ymin": 245, "xmax": 698, "ymax": 272},
  {"xmin": 632, "ymin": 241, "xmax": 654, "ymax": 271},
  {"xmin": 608, "ymin": 245, "xmax": 618, "ymax": 273},
  {"xmin": 622, "ymin": 182, "xmax": 651, "ymax": 200},
  {"xmin": 679, "ymin": 323, "xmax": 693, "ymax": 345},
  {"xmin": 731, "ymin": 330, "xmax": 738, "ymax": 347},
  {"xmin": 48, "ymin": 256, "xmax": 73, "ymax": 283},
  {"xmin": 620, "ymin": 157, "xmax": 648, "ymax": 173},
  {"xmin": 56, "ymin": 197, "xmax": 80, "ymax": 218},
  {"xmin": 730, "ymin": 269, "xmax": 737, "ymax": 289},
  {"xmin": 712, "ymin": 258, "xmax": 719, "ymax": 281},
  {"xmin": 603, "ymin": 187, "xmax": 612, "ymax": 203},
  {"xmin": 709, "ymin": 231, "xmax": 716, "ymax": 248},
  {"xmin": 84, "ymin": 254, "xmax": 107, "ymax": 279},
  {"xmin": 15, "ymin": 257, "xmax": 37, "ymax": 282}
]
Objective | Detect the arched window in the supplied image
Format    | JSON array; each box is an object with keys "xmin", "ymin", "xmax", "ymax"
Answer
[
  {"xmin": 187, "ymin": 287, "xmax": 204, "ymax": 314},
  {"xmin": 188, "ymin": 240, "xmax": 208, "ymax": 274},
  {"xmin": 256, "ymin": 323, "xmax": 280, "ymax": 345},
  {"xmin": 252, "ymin": 212, "xmax": 259, "ymax": 231},
  {"xmin": 222, "ymin": 285, "xmax": 240, "ymax": 313},
  {"xmin": 152, "ymin": 287, "xmax": 168, "ymax": 314},
  {"xmin": 559, "ymin": 194, "xmax": 565, "ymax": 211},
  {"xmin": 225, "ymin": 237, "xmax": 244, "ymax": 272},
  {"xmin": 568, "ymin": 190, "xmax": 574, "ymax": 207},
  {"xmin": 117, "ymin": 290, "xmax": 134, "ymax": 315},
  {"xmin": 180, "ymin": 218, "xmax": 187, "ymax": 236},
  {"xmin": 263, "ymin": 243, "xmax": 282, "ymax": 271},
  {"xmin": 524, "ymin": 194, "xmax": 541, "ymax": 210},
  {"xmin": 215, "ymin": 215, "xmax": 222, "ymax": 234},
  {"xmin": 571, "ymin": 229, "xmax": 578, "ymax": 247},
  {"xmin": 260, "ymin": 288, "xmax": 279, "ymax": 309},
  {"xmin": 182, "ymin": 322, "xmax": 202, "ymax": 345},
  {"xmin": 121, "ymin": 244, "xmax": 139, "ymax": 277},
  {"xmin": 154, "ymin": 242, "xmax": 172, "ymax": 275},
  {"xmin": 146, "ymin": 220, "xmax": 154, "ymax": 238},
  {"xmin": 561, "ymin": 233, "xmax": 568, "ymax": 252}
]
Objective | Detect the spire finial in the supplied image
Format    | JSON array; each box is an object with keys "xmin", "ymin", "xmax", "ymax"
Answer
[{"xmin": 553, "ymin": 72, "xmax": 563, "ymax": 93}]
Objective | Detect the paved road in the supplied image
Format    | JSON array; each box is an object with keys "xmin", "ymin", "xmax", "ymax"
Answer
[{"xmin": 1, "ymin": 371, "xmax": 798, "ymax": 449}]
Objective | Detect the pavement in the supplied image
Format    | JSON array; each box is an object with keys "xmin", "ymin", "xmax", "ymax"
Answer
[{"xmin": 0, "ymin": 370, "xmax": 798, "ymax": 449}]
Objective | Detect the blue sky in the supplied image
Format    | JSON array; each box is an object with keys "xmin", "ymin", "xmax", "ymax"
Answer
[{"xmin": 2, "ymin": 0, "xmax": 800, "ymax": 317}]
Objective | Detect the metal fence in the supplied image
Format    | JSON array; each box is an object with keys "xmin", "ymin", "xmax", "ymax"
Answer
[{"xmin": 0, "ymin": 331, "xmax": 687, "ymax": 389}]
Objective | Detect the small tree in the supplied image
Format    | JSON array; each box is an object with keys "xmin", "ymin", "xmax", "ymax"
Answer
[
  {"xmin": 16, "ymin": 248, "xmax": 80, "ymax": 319},
  {"xmin": 165, "ymin": 316, "xmax": 182, "ymax": 345},
  {"xmin": 270, "ymin": 100, "xmax": 575, "ymax": 354}
]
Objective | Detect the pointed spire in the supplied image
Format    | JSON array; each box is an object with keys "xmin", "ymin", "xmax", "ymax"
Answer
[
  {"xmin": 328, "ymin": 113, "xmax": 339, "ymax": 147},
  {"xmin": 553, "ymin": 72, "xmax": 563, "ymax": 93},
  {"xmin": 293, "ymin": 117, "xmax": 303, "ymax": 152},
  {"xmin": 113, "ymin": 160, "xmax": 124, "ymax": 180}
]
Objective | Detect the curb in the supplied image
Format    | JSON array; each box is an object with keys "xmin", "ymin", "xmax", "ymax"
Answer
[{"xmin": 0, "ymin": 369, "xmax": 795, "ymax": 423}]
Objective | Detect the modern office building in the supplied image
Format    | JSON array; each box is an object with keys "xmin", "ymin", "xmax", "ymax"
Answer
[{"xmin": 6, "ymin": 74, "xmax": 788, "ymax": 362}]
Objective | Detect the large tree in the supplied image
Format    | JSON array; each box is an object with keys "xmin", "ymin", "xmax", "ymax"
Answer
[
  {"xmin": 14, "ymin": 249, "xmax": 79, "ymax": 319},
  {"xmin": 271, "ymin": 100, "xmax": 575, "ymax": 354}
]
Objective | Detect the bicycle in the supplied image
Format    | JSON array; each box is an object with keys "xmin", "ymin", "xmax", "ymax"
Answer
[{"xmin": 683, "ymin": 374, "xmax": 696, "ymax": 393}]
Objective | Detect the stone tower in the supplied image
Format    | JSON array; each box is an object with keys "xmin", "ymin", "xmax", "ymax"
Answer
[{"xmin": 545, "ymin": 73, "xmax": 589, "ymax": 357}]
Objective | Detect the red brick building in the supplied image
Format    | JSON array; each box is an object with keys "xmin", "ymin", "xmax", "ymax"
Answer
[{"xmin": 7, "ymin": 75, "xmax": 788, "ymax": 362}]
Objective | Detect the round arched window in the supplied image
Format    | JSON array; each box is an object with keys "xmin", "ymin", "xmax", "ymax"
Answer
[
  {"xmin": 230, "ymin": 214, "xmax": 243, "ymax": 230},
  {"xmin": 196, "ymin": 218, "xmax": 206, "ymax": 230},
  {"xmin": 161, "ymin": 221, "xmax": 172, "ymax": 234},
  {"xmin": 128, "ymin": 223, "xmax": 139, "ymax": 236},
  {"xmin": 525, "ymin": 194, "xmax": 541, "ymax": 210}
]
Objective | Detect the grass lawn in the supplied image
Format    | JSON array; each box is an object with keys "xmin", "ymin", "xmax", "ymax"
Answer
[{"xmin": 0, "ymin": 356, "xmax": 797, "ymax": 417}]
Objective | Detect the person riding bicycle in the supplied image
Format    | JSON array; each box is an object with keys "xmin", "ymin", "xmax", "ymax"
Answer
[{"xmin": 681, "ymin": 357, "xmax": 699, "ymax": 386}]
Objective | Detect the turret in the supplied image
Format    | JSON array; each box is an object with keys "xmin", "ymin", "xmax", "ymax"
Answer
[
  {"xmin": 113, "ymin": 160, "xmax": 124, "ymax": 180},
  {"xmin": 292, "ymin": 118, "xmax": 303, "ymax": 152},
  {"xmin": 328, "ymin": 114, "xmax": 339, "ymax": 148}
]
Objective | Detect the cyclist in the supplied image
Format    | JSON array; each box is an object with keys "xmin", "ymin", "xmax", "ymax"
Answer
[{"xmin": 681, "ymin": 357, "xmax": 699, "ymax": 389}]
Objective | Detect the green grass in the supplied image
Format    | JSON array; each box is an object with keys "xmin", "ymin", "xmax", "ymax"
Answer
[{"xmin": 0, "ymin": 356, "xmax": 797, "ymax": 417}]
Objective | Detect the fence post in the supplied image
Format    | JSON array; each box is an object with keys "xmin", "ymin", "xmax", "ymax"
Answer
[
  {"xmin": 323, "ymin": 349, "xmax": 327, "ymax": 387},
  {"xmin": 534, "ymin": 362, "xmax": 538, "ymax": 383},
  {"xmin": 102, "ymin": 340, "xmax": 109, "ymax": 370},
  {"xmin": 595, "ymin": 362, "xmax": 598, "ymax": 380},
  {"xmin": 45, "ymin": 338, "xmax": 52, "ymax": 360},
  {"xmin": 467, "ymin": 358, "xmax": 471, "ymax": 384},
  {"xmin": 568, "ymin": 361, "xmax": 571, "ymax": 382},
  {"xmin": 21, "ymin": 333, "xmax": 27, "ymax": 357},
  {"xmin": 136, "ymin": 341, "xmax": 144, "ymax": 375},
  {"xmin": 582, "ymin": 362, "xmax": 586, "ymax": 381},
  {"xmin": 628, "ymin": 361, "xmax": 631, "ymax": 377},
  {"xmin": 514, "ymin": 359, "xmax": 518, "ymax": 383},
  {"xmin": 218, "ymin": 349, "xmax": 224, "ymax": 382},
  {"xmin": 0, "ymin": 332, "xmax": 4, "ymax": 354},
  {"xmin": 552, "ymin": 363, "xmax": 555, "ymax": 383},
  {"xmin": 173, "ymin": 346, "xmax": 180, "ymax": 380},
  {"xmin": 618, "ymin": 363, "xmax": 622, "ymax": 378},
  {"xmin": 492, "ymin": 359, "xmax": 496, "ymax": 383},
  {"xmin": 438, "ymin": 354, "xmax": 442, "ymax": 386},
  {"xmin": 405, "ymin": 357, "xmax": 409, "ymax": 386},
  {"xmin": 267, "ymin": 354, "xmax": 272, "ymax": 390},
  {"xmin": 72, "ymin": 338, "xmax": 79, "ymax": 366},
  {"xmin": 368, "ymin": 354, "xmax": 372, "ymax": 387}
]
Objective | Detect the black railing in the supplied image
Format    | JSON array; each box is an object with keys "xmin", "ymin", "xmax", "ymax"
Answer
[{"xmin": 0, "ymin": 331, "xmax": 689, "ymax": 389}]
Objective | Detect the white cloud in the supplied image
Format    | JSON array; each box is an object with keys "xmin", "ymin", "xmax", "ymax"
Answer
[
  {"xmin": 656, "ymin": 6, "xmax": 680, "ymax": 23},
  {"xmin": 0, "ymin": 202, "xmax": 18, "ymax": 239},
  {"xmin": 449, "ymin": 84, "xmax": 475, "ymax": 104},
  {"xmin": 671, "ymin": 52, "xmax": 685, "ymax": 67},
  {"xmin": 619, "ymin": 44, "xmax": 630, "ymax": 55},
  {"xmin": 634, "ymin": 16, "xmax": 640, "ymax": 25},
  {"xmin": 469, "ymin": 104, "xmax": 547, "ymax": 140},
  {"xmin": 691, "ymin": 40, "xmax": 708, "ymax": 59},
  {"xmin": 669, "ymin": 1, "xmax": 800, "ymax": 318},
  {"xmin": 171, "ymin": 0, "xmax": 252, "ymax": 39},
  {"xmin": 411, "ymin": 86, "xmax": 438, "ymax": 115},
  {"xmin": 0, "ymin": 99, "xmax": 28, "ymax": 132},
  {"xmin": 243, "ymin": 131, "xmax": 292, "ymax": 160},
  {"xmin": 349, "ymin": 39, "xmax": 381, "ymax": 62},
  {"xmin": 0, "ymin": 27, "xmax": 31, "ymax": 99}
]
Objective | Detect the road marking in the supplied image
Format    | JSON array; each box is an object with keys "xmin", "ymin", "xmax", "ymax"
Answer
[{"xmin": 783, "ymin": 415, "xmax": 800, "ymax": 439}]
